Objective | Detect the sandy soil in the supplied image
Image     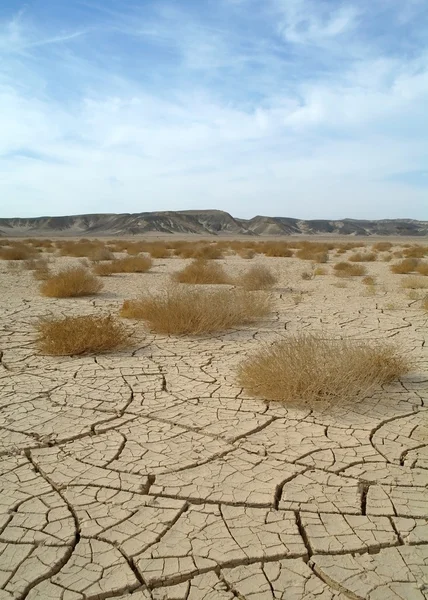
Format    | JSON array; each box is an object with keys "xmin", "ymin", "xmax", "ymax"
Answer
[{"xmin": 0, "ymin": 247, "xmax": 427, "ymax": 599}]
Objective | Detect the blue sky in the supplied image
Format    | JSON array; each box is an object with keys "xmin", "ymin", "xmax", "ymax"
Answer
[{"xmin": 0, "ymin": 0, "xmax": 427, "ymax": 219}]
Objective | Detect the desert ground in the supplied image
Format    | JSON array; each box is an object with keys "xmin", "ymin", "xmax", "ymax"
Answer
[{"xmin": 0, "ymin": 237, "xmax": 427, "ymax": 599}]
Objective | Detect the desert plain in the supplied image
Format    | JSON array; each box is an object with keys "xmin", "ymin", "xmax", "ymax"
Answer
[{"xmin": 0, "ymin": 236, "xmax": 427, "ymax": 600}]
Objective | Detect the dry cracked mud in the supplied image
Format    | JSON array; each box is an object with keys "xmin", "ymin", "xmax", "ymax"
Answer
[{"xmin": 0, "ymin": 249, "xmax": 427, "ymax": 599}]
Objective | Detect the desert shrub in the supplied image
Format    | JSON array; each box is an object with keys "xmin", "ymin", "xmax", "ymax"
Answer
[
  {"xmin": 174, "ymin": 243, "xmax": 223, "ymax": 259},
  {"xmin": 390, "ymin": 258, "xmax": 419, "ymax": 274},
  {"xmin": 362, "ymin": 276, "xmax": 376, "ymax": 286},
  {"xmin": 301, "ymin": 271, "xmax": 313, "ymax": 280},
  {"xmin": 37, "ymin": 314, "xmax": 131, "ymax": 355},
  {"xmin": 348, "ymin": 252, "xmax": 377, "ymax": 262},
  {"xmin": 295, "ymin": 246, "xmax": 328, "ymax": 262},
  {"xmin": 92, "ymin": 261, "xmax": 117, "ymax": 277},
  {"xmin": 382, "ymin": 253, "xmax": 392, "ymax": 262},
  {"xmin": 238, "ymin": 334, "xmax": 410, "ymax": 403},
  {"xmin": 120, "ymin": 286, "xmax": 272, "ymax": 334},
  {"xmin": 88, "ymin": 247, "xmax": 115, "ymax": 261},
  {"xmin": 238, "ymin": 248, "xmax": 256, "ymax": 259},
  {"xmin": 110, "ymin": 255, "xmax": 152, "ymax": 273},
  {"xmin": 40, "ymin": 267, "xmax": 103, "ymax": 297},
  {"xmin": 416, "ymin": 262, "xmax": 428, "ymax": 276},
  {"xmin": 333, "ymin": 262, "xmax": 367, "ymax": 277},
  {"xmin": 403, "ymin": 246, "xmax": 428, "ymax": 258},
  {"xmin": 0, "ymin": 244, "xmax": 35, "ymax": 260},
  {"xmin": 313, "ymin": 267, "xmax": 327, "ymax": 276},
  {"xmin": 58, "ymin": 240, "xmax": 107, "ymax": 258},
  {"xmin": 400, "ymin": 276, "xmax": 428, "ymax": 289},
  {"xmin": 261, "ymin": 242, "xmax": 293, "ymax": 258},
  {"xmin": 372, "ymin": 242, "xmax": 392, "ymax": 251},
  {"xmin": 147, "ymin": 243, "xmax": 171, "ymax": 258},
  {"xmin": 174, "ymin": 259, "xmax": 230, "ymax": 284},
  {"xmin": 238, "ymin": 265, "xmax": 277, "ymax": 290},
  {"xmin": 422, "ymin": 295, "xmax": 428, "ymax": 311}
]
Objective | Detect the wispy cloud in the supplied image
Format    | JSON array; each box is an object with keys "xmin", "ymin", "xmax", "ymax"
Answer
[{"xmin": 0, "ymin": 0, "xmax": 427, "ymax": 218}]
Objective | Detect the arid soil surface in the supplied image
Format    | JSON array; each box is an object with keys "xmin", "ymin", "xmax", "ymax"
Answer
[{"xmin": 0, "ymin": 246, "xmax": 427, "ymax": 599}]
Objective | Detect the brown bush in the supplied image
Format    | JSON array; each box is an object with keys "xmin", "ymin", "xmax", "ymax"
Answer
[
  {"xmin": 362, "ymin": 276, "xmax": 376, "ymax": 286},
  {"xmin": 40, "ymin": 267, "xmax": 103, "ymax": 297},
  {"xmin": 390, "ymin": 258, "xmax": 419, "ymax": 274},
  {"xmin": 58, "ymin": 240, "xmax": 107, "ymax": 258},
  {"xmin": 238, "ymin": 334, "xmax": 410, "ymax": 403},
  {"xmin": 88, "ymin": 247, "xmax": 115, "ymax": 261},
  {"xmin": 313, "ymin": 267, "xmax": 327, "ymax": 276},
  {"xmin": 238, "ymin": 265, "xmax": 277, "ymax": 290},
  {"xmin": 260, "ymin": 242, "xmax": 293, "ymax": 258},
  {"xmin": 295, "ymin": 247, "xmax": 328, "ymax": 263},
  {"xmin": 333, "ymin": 262, "xmax": 367, "ymax": 277},
  {"xmin": 96, "ymin": 255, "xmax": 152, "ymax": 274},
  {"xmin": 400, "ymin": 276, "xmax": 428, "ymax": 290},
  {"xmin": 422, "ymin": 295, "xmax": 428, "ymax": 311},
  {"xmin": 174, "ymin": 259, "xmax": 230, "ymax": 284},
  {"xmin": 238, "ymin": 248, "xmax": 256, "ymax": 259},
  {"xmin": 120, "ymin": 286, "xmax": 272, "ymax": 334},
  {"xmin": 416, "ymin": 262, "xmax": 428, "ymax": 276},
  {"xmin": 0, "ymin": 244, "xmax": 35, "ymax": 260},
  {"xmin": 174, "ymin": 243, "xmax": 223, "ymax": 259},
  {"xmin": 403, "ymin": 246, "xmax": 428, "ymax": 259},
  {"xmin": 348, "ymin": 252, "xmax": 377, "ymax": 262},
  {"xmin": 37, "ymin": 314, "xmax": 131, "ymax": 355},
  {"xmin": 372, "ymin": 242, "xmax": 392, "ymax": 251}
]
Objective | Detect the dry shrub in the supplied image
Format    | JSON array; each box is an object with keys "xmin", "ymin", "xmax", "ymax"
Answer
[
  {"xmin": 333, "ymin": 262, "xmax": 367, "ymax": 277},
  {"xmin": 238, "ymin": 334, "xmax": 410, "ymax": 403},
  {"xmin": 174, "ymin": 243, "xmax": 223, "ymax": 259},
  {"xmin": 382, "ymin": 253, "xmax": 392, "ymax": 262},
  {"xmin": 0, "ymin": 244, "xmax": 35, "ymax": 260},
  {"xmin": 40, "ymin": 267, "xmax": 103, "ymax": 297},
  {"xmin": 238, "ymin": 248, "xmax": 256, "ymax": 259},
  {"xmin": 348, "ymin": 252, "xmax": 377, "ymax": 262},
  {"xmin": 313, "ymin": 267, "xmax": 327, "ymax": 276},
  {"xmin": 295, "ymin": 246, "xmax": 328, "ymax": 262},
  {"xmin": 301, "ymin": 271, "xmax": 313, "ymax": 280},
  {"xmin": 88, "ymin": 247, "xmax": 114, "ymax": 261},
  {"xmin": 416, "ymin": 262, "xmax": 428, "ymax": 276},
  {"xmin": 37, "ymin": 314, "xmax": 131, "ymax": 355},
  {"xmin": 174, "ymin": 259, "xmax": 230, "ymax": 284},
  {"xmin": 120, "ymin": 286, "xmax": 271, "ymax": 334},
  {"xmin": 403, "ymin": 246, "xmax": 428, "ymax": 259},
  {"xmin": 422, "ymin": 295, "xmax": 428, "ymax": 311},
  {"xmin": 238, "ymin": 265, "xmax": 277, "ymax": 290},
  {"xmin": 362, "ymin": 276, "xmax": 376, "ymax": 286},
  {"xmin": 400, "ymin": 276, "xmax": 428, "ymax": 289},
  {"xmin": 93, "ymin": 261, "xmax": 117, "ymax": 277},
  {"xmin": 147, "ymin": 243, "xmax": 171, "ymax": 259},
  {"xmin": 58, "ymin": 240, "xmax": 107, "ymax": 258},
  {"xmin": 100, "ymin": 255, "xmax": 152, "ymax": 274},
  {"xmin": 390, "ymin": 258, "xmax": 419, "ymax": 274},
  {"xmin": 372, "ymin": 242, "xmax": 392, "ymax": 251},
  {"xmin": 261, "ymin": 242, "xmax": 293, "ymax": 258}
]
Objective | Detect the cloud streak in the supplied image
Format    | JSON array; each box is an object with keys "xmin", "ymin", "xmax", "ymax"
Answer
[{"xmin": 0, "ymin": 0, "xmax": 427, "ymax": 219}]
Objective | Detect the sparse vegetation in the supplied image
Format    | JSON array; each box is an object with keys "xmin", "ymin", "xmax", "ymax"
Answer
[
  {"xmin": 238, "ymin": 265, "xmax": 277, "ymax": 290},
  {"xmin": 372, "ymin": 242, "xmax": 392, "ymax": 252},
  {"xmin": 416, "ymin": 262, "xmax": 428, "ymax": 276},
  {"xmin": 238, "ymin": 334, "xmax": 410, "ymax": 403},
  {"xmin": 333, "ymin": 262, "xmax": 367, "ymax": 277},
  {"xmin": 313, "ymin": 266, "xmax": 327, "ymax": 276},
  {"xmin": 121, "ymin": 286, "xmax": 272, "ymax": 334},
  {"xmin": 400, "ymin": 276, "xmax": 428, "ymax": 289},
  {"xmin": 174, "ymin": 259, "xmax": 230, "ymax": 284},
  {"xmin": 422, "ymin": 295, "xmax": 428, "ymax": 311},
  {"xmin": 390, "ymin": 258, "xmax": 419, "ymax": 274},
  {"xmin": 93, "ymin": 255, "xmax": 152, "ymax": 275},
  {"xmin": 40, "ymin": 267, "xmax": 103, "ymax": 297},
  {"xmin": 0, "ymin": 244, "xmax": 35, "ymax": 261},
  {"xmin": 37, "ymin": 314, "xmax": 131, "ymax": 355},
  {"xmin": 362, "ymin": 276, "xmax": 376, "ymax": 286},
  {"xmin": 348, "ymin": 252, "xmax": 377, "ymax": 262}
]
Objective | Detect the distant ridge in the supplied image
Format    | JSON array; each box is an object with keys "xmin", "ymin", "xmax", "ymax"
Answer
[{"xmin": 1, "ymin": 210, "xmax": 427, "ymax": 237}]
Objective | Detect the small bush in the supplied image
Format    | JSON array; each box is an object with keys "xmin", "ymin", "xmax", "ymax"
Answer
[
  {"xmin": 416, "ymin": 262, "xmax": 428, "ymax": 276},
  {"xmin": 120, "ymin": 286, "xmax": 272, "ymax": 334},
  {"xmin": 40, "ymin": 267, "xmax": 103, "ymax": 297},
  {"xmin": 313, "ymin": 267, "xmax": 327, "ymax": 276},
  {"xmin": 390, "ymin": 258, "xmax": 419, "ymax": 274},
  {"xmin": 37, "ymin": 314, "xmax": 131, "ymax": 355},
  {"xmin": 89, "ymin": 247, "xmax": 115, "ymax": 261},
  {"xmin": 362, "ymin": 276, "xmax": 376, "ymax": 286},
  {"xmin": 238, "ymin": 334, "xmax": 410, "ymax": 403},
  {"xmin": 333, "ymin": 262, "xmax": 367, "ymax": 277},
  {"xmin": 261, "ymin": 243, "xmax": 293, "ymax": 258},
  {"xmin": 403, "ymin": 246, "xmax": 428, "ymax": 259},
  {"xmin": 238, "ymin": 248, "xmax": 256, "ymax": 259},
  {"xmin": 296, "ymin": 248, "xmax": 328, "ymax": 263},
  {"xmin": 174, "ymin": 259, "xmax": 230, "ymax": 284},
  {"xmin": 372, "ymin": 242, "xmax": 392, "ymax": 251},
  {"xmin": 348, "ymin": 252, "xmax": 377, "ymax": 262},
  {"xmin": 94, "ymin": 255, "xmax": 152, "ymax": 275},
  {"xmin": 400, "ymin": 276, "xmax": 428, "ymax": 290},
  {"xmin": 93, "ymin": 261, "xmax": 117, "ymax": 277},
  {"xmin": 422, "ymin": 295, "xmax": 428, "ymax": 311},
  {"xmin": 238, "ymin": 265, "xmax": 277, "ymax": 290},
  {"xmin": 301, "ymin": 271, "xmax": 313, "ymax": 280},
  {"xmin": 0, "ymin": 244, "xmax": 35, "ymax": 260}
]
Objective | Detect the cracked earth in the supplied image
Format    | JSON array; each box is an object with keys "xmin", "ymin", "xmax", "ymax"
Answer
[{"xmin": 0, "ymin": 250, "xmax": 427, "ymax": 599}]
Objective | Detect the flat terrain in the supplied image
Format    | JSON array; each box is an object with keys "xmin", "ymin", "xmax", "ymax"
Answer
[{"xmin": 0, "ymin": 242, "xmax": 427, "ymax": 599}]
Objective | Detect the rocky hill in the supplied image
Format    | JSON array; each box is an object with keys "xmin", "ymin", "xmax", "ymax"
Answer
[{"xmin": 0, "ymin": 210, "xmax": 427, "ymax": 237}]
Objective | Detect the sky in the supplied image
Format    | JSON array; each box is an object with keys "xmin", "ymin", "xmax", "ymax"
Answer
[{"xmin": 0, "ymin": 0, "xmax": 427, "ymax": 220}]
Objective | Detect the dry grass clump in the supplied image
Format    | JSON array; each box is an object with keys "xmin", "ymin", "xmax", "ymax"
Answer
[
  {"xmin": 92, "ymin": 255, "xmax": 152, "ymax": 275},
  {"xmin": 120, "ymin": 286, "xmax": 272, "ymax": 334},
  {"xmin": 348, "ymin": 252, "xmax": 377, "ymax": 262},
  {"xmin": 40, "ymin": 267, "xmax": 103, "ymax": 297},
  {"xmin": 238, "ymin": 248, "xmax": 256, "ymax": 259},
  {"xmin": 238, "ymin": 265, "xmax": 277, "ymax": 290},
  {"xmin": 416, "ymin": 262, "xmax": 428, "ymax": 276},
  {"xmin": 260, "ymin": 242, "xmax": 293, "ymax": 258},
  {"xmin": 403, "ymin": 246, "xmax": 428, "ymax": 259},
  {"xmin": 295, "ymin": 245, "xmax": 328, "ymax": 263},
  {"xmin": 333, "ymin": 262, "xmax": 367, "ymax": 277},
  {"xmin": 400, "ymin": 276, "xmax": 428, "ymax": 290},
  {"xmin": 0, "ymin": 244, "xmax": 35, "ymax": 260},
  {"xmin": 174, "ymin": 243, "xmax": 224, "ymax": 260},
  {"xmin": 372, "ymin": 242, "xmax": 392, "ymax": 251},
  {"xmin": 422, "ymin": 295, "xmax": 428, "ymax": 311},
  {"xmin": 390, "ymin": 258, "xmax": 419, "ymax": 274},
  {"xmin": 37, "ymin": 314, "xmax": 131, "ymax": 355},
  {"xmin": 238, "ymin": 334, "xmax": 410, "ymax": 403},
  {"xmin": 88, "ymin": 247, "xmax": 115, "ymax": 261},
  {"xmin": 58, "ymin": 240, "xmax": 108, "ymax": 258},
  {"xmin": 174, "ymin": 259, "xmax": 230, "ymax": 284},
  {"xmin": 362, "ymin": 276, "xmax": 376, "ymax": 286},
  {"xmin": 313, "ymin": 267, "xmax": 327, "ymax": 276}
]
